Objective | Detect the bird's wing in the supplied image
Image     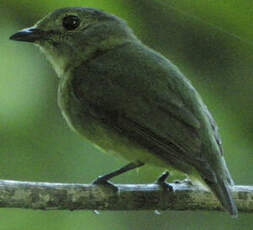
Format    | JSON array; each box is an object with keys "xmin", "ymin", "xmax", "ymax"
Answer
[
  {"xmin": 203, "ymin": 106, "xmax": 224, "ymax": 155},
  {"xmin": 72, "ymin": 43, "xmax": 222, "ymax": 172}
]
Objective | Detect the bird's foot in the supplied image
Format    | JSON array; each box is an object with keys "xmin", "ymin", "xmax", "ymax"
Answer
[
  {"xmin": 155, "ymin": 171, "xmax": 173, "ymax": 191},
  {"xmin": 92, "ymin": 176, "xmax": 118, "ymax": 192},
  {"xmin": 92, "ymin": 161, "xmax": 144, "ymax": 192}
]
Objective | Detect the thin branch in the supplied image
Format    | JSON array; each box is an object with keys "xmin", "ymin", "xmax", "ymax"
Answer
[{"xmin": 0, "ymin": 180, "xmax": 252, "ymax": 213}]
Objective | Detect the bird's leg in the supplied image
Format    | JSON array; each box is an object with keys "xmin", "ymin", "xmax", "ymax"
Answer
[
  {"xmin": 155, "ymin": 171, "xmax": 173, "ymax": 191},
  {"xmin": 92, "ymin": 161, "xmax": 144, "ymax": 191}
]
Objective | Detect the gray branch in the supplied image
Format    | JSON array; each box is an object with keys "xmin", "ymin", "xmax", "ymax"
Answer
[{"xmin": 0, "ymin": 180, "xmax": 252, "ymax": 213}]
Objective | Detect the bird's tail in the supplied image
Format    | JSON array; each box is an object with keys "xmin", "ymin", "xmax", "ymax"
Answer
[{"xmin": 200, "ymin": 158, "xmax": 238, "ymax": 217}]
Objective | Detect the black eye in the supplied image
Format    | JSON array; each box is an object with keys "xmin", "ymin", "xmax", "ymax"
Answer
[{"xmin": 62, "ymin": 15, "xmax": 80, "ymax": 30}]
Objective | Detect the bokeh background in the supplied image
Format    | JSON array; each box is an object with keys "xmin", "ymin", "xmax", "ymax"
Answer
[{"xmin": 1, "ymin": 0, "xmax": 252, "ymax": 229}]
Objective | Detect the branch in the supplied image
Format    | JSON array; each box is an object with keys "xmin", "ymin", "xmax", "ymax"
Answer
[{"xmin": 0, "ymin": 180, "xmax": 252, "ymax": 213}]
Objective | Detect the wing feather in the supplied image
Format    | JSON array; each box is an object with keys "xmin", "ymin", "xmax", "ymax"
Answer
[{"xmin": 72, "ymin": 42, "xmax": 222, "ymax": 172}]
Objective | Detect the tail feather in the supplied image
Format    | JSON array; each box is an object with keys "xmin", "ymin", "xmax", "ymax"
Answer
[
  {"xmin": 204, "ymin": 174, "xmax": 238, "ymax": 217},
  {"xmin": 196, "ymin": 156, "xmax": 238, "ymax": 217}
]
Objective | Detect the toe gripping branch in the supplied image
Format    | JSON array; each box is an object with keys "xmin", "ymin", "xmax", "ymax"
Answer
[{"xmin": 156, "ymin": 171, "xmax": 173, "ymax": 191}]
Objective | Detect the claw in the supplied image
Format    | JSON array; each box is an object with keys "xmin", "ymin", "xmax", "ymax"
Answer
[
  {"xmin": 156, "ymin": 171, "xmax": 173, "ymax": 191},
  {"xmin": 92, "ymin": 176, "xmax": 118, "ymax": 192}
]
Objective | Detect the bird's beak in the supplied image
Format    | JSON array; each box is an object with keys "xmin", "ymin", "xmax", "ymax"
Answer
[{"xmin": 9, "ymin": 27, "xmax": 44, "ymax": 43}]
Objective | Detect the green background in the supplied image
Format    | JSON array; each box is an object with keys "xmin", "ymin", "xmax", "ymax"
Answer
[{"xmin": 1, "ymin": 0, "xmax": 252, "ymax": 229}]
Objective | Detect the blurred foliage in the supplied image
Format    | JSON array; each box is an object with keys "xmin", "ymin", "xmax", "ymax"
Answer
[{"xmin": 0, "ymin": 0, "xmax": 252, "ymax": 229}]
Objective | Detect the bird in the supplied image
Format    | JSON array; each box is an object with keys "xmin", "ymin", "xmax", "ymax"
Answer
[{"xmin": 10, "ymin": 7, "xmax": 237, "ymax": 216}]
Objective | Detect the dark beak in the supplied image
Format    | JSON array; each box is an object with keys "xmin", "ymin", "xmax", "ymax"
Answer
[{"xmin": 9, "ymin": 27, "xmax": 44, "ymax": 42}]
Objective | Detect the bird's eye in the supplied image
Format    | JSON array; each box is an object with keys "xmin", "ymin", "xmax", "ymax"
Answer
[{"xmin": 62, "ymin": 15, "xmax": 80, "ymax": 30}]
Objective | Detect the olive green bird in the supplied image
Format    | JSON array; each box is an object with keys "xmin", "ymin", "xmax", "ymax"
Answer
[{"xmin": 10, "ymin": 7, "xmax": 237, "ymax": 216}]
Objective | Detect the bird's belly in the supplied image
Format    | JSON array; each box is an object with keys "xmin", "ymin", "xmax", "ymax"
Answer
[
  {"xmin": 71, "ymin": 110, "xmax": 169, "ymax": 168},
  {"xmin": 81, "ymin": 118, "xmax": 170, "ymax": 168}
]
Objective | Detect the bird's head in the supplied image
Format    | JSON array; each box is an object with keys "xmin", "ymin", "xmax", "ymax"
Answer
[{"xmin": 10, "ymin": 7, "xmax": 136, "ymax": 76}]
